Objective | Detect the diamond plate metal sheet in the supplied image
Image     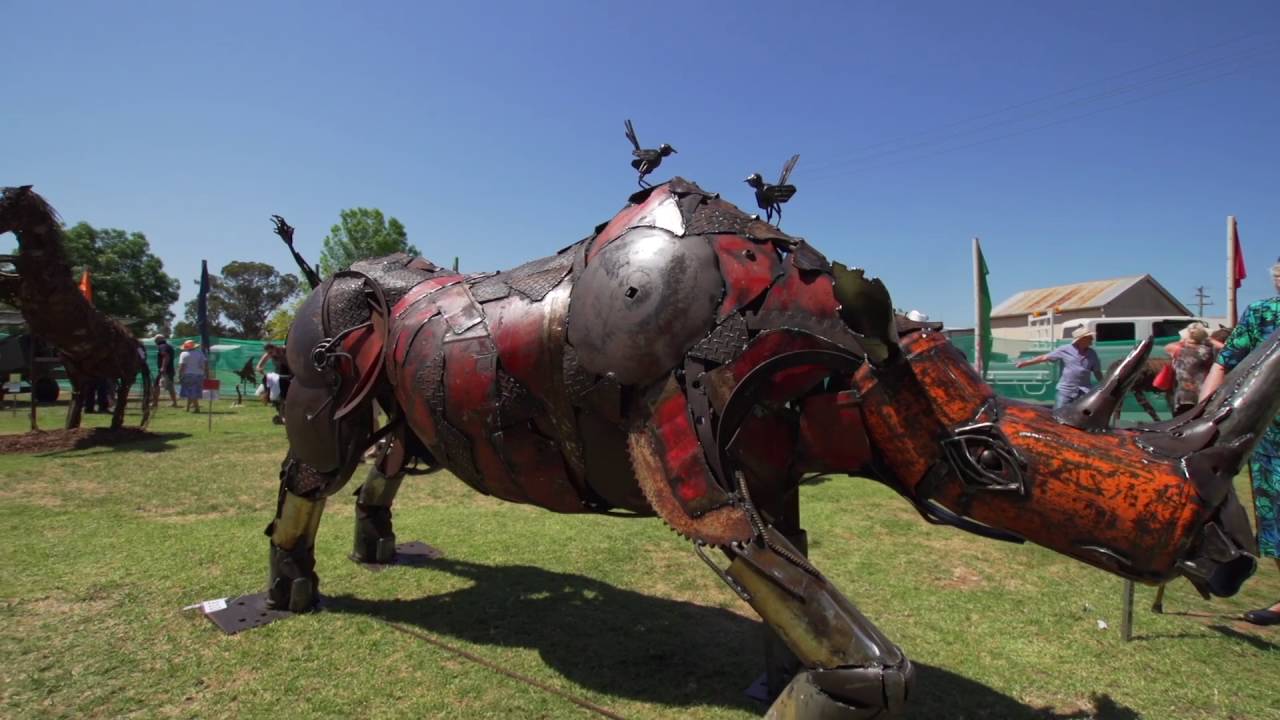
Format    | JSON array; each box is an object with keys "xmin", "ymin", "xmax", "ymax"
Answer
[
  {"xmin": 496, "ymin": 370, "xmax": 543, "ymax": 425},
  {"xmin": 323, "ymin": 276, "xmax": 371, "ymax": 332},
  {"xmin": 469, "ymin": 277, "xmax": 511, "ymax": 303},
  {"xmin": 418, "ymin": 354, "xmax": 446, "ymax": 420},
  {"xmin": 688, "ymin": 313, "xmax": 751, "ymax": 364},
  {"xmin": 562, "ymin": 345, "xmax": 596, "ymax": 402},
  {"xmin": 438, "ymin": 419, "xmax": 482, "ymax": 487},
  {"xmin": 684, "ymin": 198, "xmax": 754, "ymax": 237},
  {"xmin": 506, "ymin": 251, "xmax": 573, "ymax": 302},
  {"xmin": 349, "ymin": 254, "xmax": 436, "ymax": 306}
]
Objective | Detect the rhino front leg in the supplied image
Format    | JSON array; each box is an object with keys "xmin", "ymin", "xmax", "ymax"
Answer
[{"xmin": 723, "ymin": 529, "xmax": 913, "ymax": 718}]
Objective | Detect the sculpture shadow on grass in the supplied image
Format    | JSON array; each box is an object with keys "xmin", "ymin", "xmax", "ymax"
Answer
[
  {"xmin": 0, "ymin": 429, "xmax": 191, "ymax": 457},
  {"xmin": 326, "ymin": 557, "xmax": 1137, "ymax": 719}
]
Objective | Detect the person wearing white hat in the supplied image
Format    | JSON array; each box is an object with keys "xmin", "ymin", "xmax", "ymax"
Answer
[{"xmin": 1015, "ymin": 326, "xmax": 1103, "ymax": 409}]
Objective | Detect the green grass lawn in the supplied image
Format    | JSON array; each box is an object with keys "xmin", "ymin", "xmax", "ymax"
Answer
[{"xmin": 0, "ymin": 399, "xmax": 1277, "ymax": 719}]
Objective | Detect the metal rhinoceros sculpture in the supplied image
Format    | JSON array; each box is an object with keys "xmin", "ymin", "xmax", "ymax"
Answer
[{"xmin": 258, "ymin": 179, "xmax": 1272, "ymax": 718}]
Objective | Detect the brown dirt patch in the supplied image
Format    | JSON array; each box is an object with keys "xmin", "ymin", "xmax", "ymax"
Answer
[
  {"xmin": 0, "ymin": 427, "xmax": 157, "ymax": 454},
  {"xmin": 938, "ymin": 565, "xmax": 987, "ymax": 590}
]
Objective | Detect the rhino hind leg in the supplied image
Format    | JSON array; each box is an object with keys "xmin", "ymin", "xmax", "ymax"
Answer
[
  {"xmin": 722, "ymin": 529, "xmax": 913, "ymax": 718},
  {"xmin": 352, "ymin": 434, "xmax": 408, "ymax": 564}
]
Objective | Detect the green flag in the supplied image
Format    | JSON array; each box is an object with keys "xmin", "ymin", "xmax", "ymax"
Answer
[{"xmin": 975, "ymin": 239, "xmax": 992, "ymax": 376}]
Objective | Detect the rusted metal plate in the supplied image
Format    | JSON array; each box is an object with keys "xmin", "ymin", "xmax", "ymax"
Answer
[
  {"xmin": 797, "ymin": 392, "xmax": 871, "ymax": 474},
  {"xmin": 642, "ymin": 377, "xmax": 735, "ymax": 517},
  {"xmin": 758, "ymin": 257, "xmax": 839, "ymax": 319},
  {"xmin": 351, "ymin": 541, "xmax": 444, "ymax": 572},
  {"xmin": 568, "ymin": 227, "xmax": 721, "ymax": 386},
  {"xmin": 587, "ymin": 185, "xmax": 676, "ymax": 260},
  {"xmin": 492, "ymin": 425, "xmax": 584, "ymax": 512},
  {"xmin": 688, "ymin": 314, "xmax": 750, "ymax": 364},
  {"xmin": 203, "ymin": 592, "xmax": 296, "ymax": 635},
  {"xmin": 392, "ymin": 275, "xmax": 463, "ymax": 318},
  {"xmin": 712, "ymin": 235, "xmax": 780, "ymax": 320},
  {"xmin": 683, "ymin": 196, "xmax": 755, "ymax": 237}
]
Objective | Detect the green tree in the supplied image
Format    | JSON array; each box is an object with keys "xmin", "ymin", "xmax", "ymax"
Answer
[
  {"xmin": 176, "ymin": 262, "xmax": 299, "ymax": 339},
  {"xmin": 61, "ymin": 222, "xmax": 180, "ymax": 333},
  {"xmin": 317, "ymin": 208, "xmax": 418, "ymax": 276},
  {"xmin": 264, "ymin": 295, "xmax": 305, "ymax": 340}
]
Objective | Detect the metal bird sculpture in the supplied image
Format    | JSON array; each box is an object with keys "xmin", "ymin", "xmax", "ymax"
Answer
[
  {"xmin": 624, "ymin": 119, "xmax": 676, "ymax": 189},
  {"xmin": 746, "ymin": 153, "xmax": 799, "ymax": 226}
]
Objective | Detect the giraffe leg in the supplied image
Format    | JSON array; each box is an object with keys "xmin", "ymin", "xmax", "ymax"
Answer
[{"xmin": 1134, "ymin": 390, "xmax": 1160, "ymax": 422}]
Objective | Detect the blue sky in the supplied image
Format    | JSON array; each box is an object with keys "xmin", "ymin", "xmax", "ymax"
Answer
[{"xmin": 5, "ymin": 1, "xmax": 1278, "ymax": 328}]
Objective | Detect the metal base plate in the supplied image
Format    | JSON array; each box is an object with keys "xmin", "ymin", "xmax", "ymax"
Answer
[
  {"xmin": 350, "ymin": 540, "xmax": 444, "ymax": 572},
  {"xmin": 203, "ymin": 592, "xmax": 301, "ymax": 635}
]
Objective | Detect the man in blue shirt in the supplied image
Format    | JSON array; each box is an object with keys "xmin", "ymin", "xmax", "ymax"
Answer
[{"xmin": 1016, "ymin": 327, "xmax": 1104, "ymax": 408}]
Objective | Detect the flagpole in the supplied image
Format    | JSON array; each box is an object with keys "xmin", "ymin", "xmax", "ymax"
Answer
[
  {"xmin": 973, "ymin": 237, "xmax": 984, "ymax": 379},
  {"xmin": 207, "ymin": 351, "xmax": 214, "ymax": 432},
  {"xmin": 1227, "ymin": 216, "xmax": 1238, "ymax": 327}
]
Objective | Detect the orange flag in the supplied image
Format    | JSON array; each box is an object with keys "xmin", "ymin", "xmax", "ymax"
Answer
[{"xmin": 78, "ymin": 270, "xmax": 93, "ymax": 304}]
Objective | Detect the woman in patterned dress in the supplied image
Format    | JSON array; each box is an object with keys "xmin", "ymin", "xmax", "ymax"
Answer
[
  {"xmin": 1164, "ymin": 323, "xmax": 1217, "ymax": 415},
  {"xmin": 1200, "ymin": 260, "xmax": 1280, "ymax": 625}
]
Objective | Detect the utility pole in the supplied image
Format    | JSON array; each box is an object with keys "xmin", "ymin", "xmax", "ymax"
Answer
[{"xmin": 1186, "ymin": 286, "xmax": 1214, "ymax": 318}]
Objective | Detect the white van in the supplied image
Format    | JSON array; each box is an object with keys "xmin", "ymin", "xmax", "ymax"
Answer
[{"xmin": 1058, "ymin": 316, "xmax": 1227, "ymax": 342}]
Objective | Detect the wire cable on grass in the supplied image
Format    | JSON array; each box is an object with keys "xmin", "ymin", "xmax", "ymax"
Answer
[{"xmin": 378, "ymin": 618, "xmax": 628, "ymax": 720}]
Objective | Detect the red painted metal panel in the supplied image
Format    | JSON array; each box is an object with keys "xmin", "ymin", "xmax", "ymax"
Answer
[
  {"xmin": 587, "ymin": 185, "xmax": 674, "ymax": 261},
  {"xmin": 759, "ymin": 259, "xmax": 839, "ymax": 319},
  {"xmin": 652, "ymin": 388, "xmax": 715, "ymax": 505},
  {"xmin": 712, "ymin": 235, "xmax": 779, "ymax": 319}
]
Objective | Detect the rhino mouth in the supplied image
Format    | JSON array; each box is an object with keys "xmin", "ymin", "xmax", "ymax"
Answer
[{"xmin": 1179, "ymin": 521, "xmax": 1257, "ymax": 598}]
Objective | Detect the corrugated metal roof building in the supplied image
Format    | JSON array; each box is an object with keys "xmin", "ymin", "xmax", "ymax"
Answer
[{"xmin": 991, "ymin": 275, "xmax": 1191, "ymax": 339}]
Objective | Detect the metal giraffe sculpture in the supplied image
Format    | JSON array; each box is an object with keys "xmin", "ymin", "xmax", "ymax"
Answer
[
  {"xmin": 0, "ymin": 186, "xmax": 152, "ymax": 430},
  {"xmin": 262, "ymin": 178, "xmax": 1274, "ymax": 718}
]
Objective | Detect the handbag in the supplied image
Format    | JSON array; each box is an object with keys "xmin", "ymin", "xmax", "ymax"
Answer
[{"xmin": 1152, "ymin": 363, "xmax": 1175, "ymax": 391}]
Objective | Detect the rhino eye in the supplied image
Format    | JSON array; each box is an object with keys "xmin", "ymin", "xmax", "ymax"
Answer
[
  {"xmin": 942, "ymin": 423, "xmax": 1027, "ymax": 495},
  {"xmin": 978, "ymin": 449, "xmax": 1003, "ymax": 471}
]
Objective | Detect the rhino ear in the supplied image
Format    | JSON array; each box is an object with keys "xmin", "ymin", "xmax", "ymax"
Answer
[
  {"xmin": 1054, "ymin": 337, "xmax": 1153, "ymax": 431},
  {"xmin": 832, "ymin": 261, "xmax": 899, "ymax": 364}
]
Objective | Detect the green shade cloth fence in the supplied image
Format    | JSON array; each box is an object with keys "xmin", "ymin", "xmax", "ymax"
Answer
[
  {"xmin": 131, "ymin": 336, "xmax": 282, "ymax": 396},
  {"xmin": 949, "ymin": 334, "xmax": 1181, "ymax": 413},
  {"xmin": 21, "ymin": 333, "xmax": 1181, "ymax": 418}
]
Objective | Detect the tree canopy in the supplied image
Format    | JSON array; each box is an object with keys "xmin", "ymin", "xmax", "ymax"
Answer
[
  {"xmin": 175, "ymin": 261, "xmax": 299, "ymax": 339},
  {"xmin": 318, "ymin": 208, "xmax": 418, "ymax": 276},
  {"xmin": 264, "ymin": 295, "xmax": 305, "ymax": 341},
  {"xmin": 61, "ymin": 222, "xmax": 181, "ymax": 334}
]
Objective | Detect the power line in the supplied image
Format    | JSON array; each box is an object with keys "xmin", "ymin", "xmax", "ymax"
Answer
[
  {"xmin": 804, "ymin": 50, "xmax": 1276, "ymax": 181},
  {"xmin": 810, "ymin": 31, "xmax": 1268, "ymax": 167},
  {"xmin": 1187, "ymin": 286, "xmax": 1215, "ymax": 317},
  {"xmin": 804, "ymin": 41, "xmax": 1275, "ymax": 175}
]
